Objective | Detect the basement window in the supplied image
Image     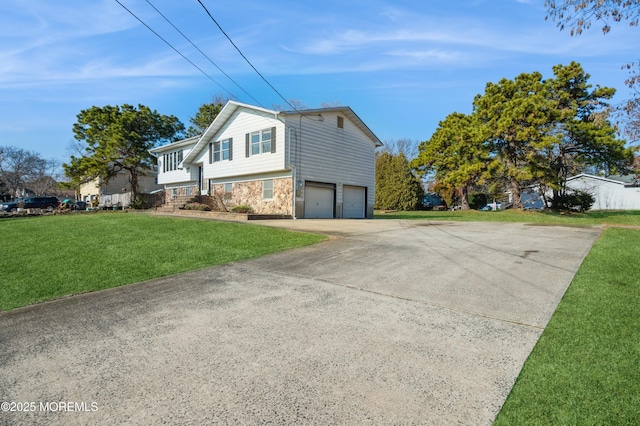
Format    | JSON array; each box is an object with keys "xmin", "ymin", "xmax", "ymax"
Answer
[{"xmin": 262, "ymin": 179, "xmax": 274, "ymax": 200}]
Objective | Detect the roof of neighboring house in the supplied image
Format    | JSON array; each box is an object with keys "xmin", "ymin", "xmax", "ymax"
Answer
[
  {"xmin": 607, "ymin": 174, "xmax": 640, "ymax": 186},
  {"xmin": 567, "ymin": 173, "xmax": 640, "ymax": 187},
  {"xmin": 152, "ymin": 101, "xmax": 383, "ymax": 166},
  {"xmin": 149, "ymin": 135, "xmax": 201, "ymax": 154}
]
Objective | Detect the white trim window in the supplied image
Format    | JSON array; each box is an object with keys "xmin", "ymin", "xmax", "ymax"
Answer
[
  {"xmin": 163, "ymin": 150, "xmax": 183, "ymax": 172},
  {"xmin": 246, "ymin": 127, "xmax": 276, "ymax": 157},
  {"xmin": 251, "ymin": 130, "xmax": 270, "ymax": 155},
  {"xmin": 210, "ymin": 138, "xmax": 233, "ymax": 163},
  {"xmin": 262, "ymin": 179, "xmax": 274, "ymax": 200}
]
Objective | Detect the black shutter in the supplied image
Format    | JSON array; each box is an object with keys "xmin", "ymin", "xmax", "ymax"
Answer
[
  {"xmin": 245, "ymin": 133, "xmax": 250, "ymax": 157},
  {"xmin": 271, "ymin": 127, "xmax": 276, "ymax": 153},
  {"xmin": 209, "ymin": 143, "xmax": 212, "ymax": 164},
  {"xmin": 229, "ymin": 138, "xmax": 233, "ymax": 161}
]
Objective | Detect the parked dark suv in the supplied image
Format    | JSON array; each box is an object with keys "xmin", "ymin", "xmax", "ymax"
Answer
[
  {"xmin": 1, "ymin": 198, "xmax": 23, "ymax": 212},
  {"xmin": 17, "ymin": 196, "xmax": 61, "ymax": 211}
]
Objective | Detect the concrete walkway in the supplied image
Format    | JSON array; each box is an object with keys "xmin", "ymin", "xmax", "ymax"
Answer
[{"xmin": 0, "ymin": 219, "xmax": 600, "ymax": 425}]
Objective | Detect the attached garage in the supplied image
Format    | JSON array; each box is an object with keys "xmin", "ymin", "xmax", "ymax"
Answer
[
  {"xmin": 342, "ymin": 185, "xmax": 366, "ymax": 219},
  {"xmin": 304, "ymin": 182, "xmax": 335, "ymax": 218}
]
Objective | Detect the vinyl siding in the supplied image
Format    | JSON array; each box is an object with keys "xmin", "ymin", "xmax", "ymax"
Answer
[
  {"xmin": 566, "ymin": 176, "xmax": 640, "ymax": 210},
  {"xmin": 285, "ymin": 111, "xmax": 376, "ymax": 210},
  {"xmin": 79, "ymin": 172, "xmax": 161, "ymax": 199},
  {"xmin": 198, "ymin": 109, "xmax": 286, "ymax": 180},
  {"xmin": 156, "ymin": 142, "xmax": 198, "ymax": 185}
]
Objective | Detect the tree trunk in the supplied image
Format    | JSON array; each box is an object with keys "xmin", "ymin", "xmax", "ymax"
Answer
[
  {"xmin": 128, "ymin": 168, "xmax": 140, "ymax": 202},
  {"xmin": 460, "ymin": 186, "xmax": 471, "ymax": 210},
  {"xmin": 510, "ymin": 176, "xmax": 522, "ymax": 209},
  {"xmin": 550, "ymin": 188, "xmax": 560, "ymax": 211}
]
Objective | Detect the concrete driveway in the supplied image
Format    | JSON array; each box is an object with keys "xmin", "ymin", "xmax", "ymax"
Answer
[{"xmin": 0, "ymin": 219, "xmax": 600, "ymax": 425}]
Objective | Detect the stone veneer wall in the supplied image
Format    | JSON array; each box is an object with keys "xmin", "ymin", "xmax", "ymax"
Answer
[
  {"xmin": 164, "ymin": 185, "xmax": 199, "ymax": 204},
  {"xmin": 212, "ymin": 177, "xmax": 292, "ymax": 215}
]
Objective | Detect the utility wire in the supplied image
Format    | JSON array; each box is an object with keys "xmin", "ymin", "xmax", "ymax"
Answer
[
  {"xmin": 195, "ymin": 0, "xmax": 300, "ymax": 113},
  {"xmin": 145, "ymin": 0, "xmax": 265, "ymax": 108},
  {"xmin": 113, "ymin": 0, "xmax": 238, "ymax": 100}
]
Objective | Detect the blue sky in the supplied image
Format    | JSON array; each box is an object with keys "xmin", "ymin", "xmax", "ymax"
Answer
[{"xmin": 0, "ymin": 0, "xmax": 636, "ymax": 165}]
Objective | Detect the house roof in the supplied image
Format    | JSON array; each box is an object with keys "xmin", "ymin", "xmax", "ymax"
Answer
[
  {"xmin": 607, "ymin": 174, "xmax": 640, "ymax": 186},
  {"xmin": 280, "ymin": 106, "xmax": 383, "ymax": 148},
  {"xmin": 180, "ymin": 101, "xmax": 281, "ymax": 165},
  {"xmin": 567, "ymin": 173, "xmax": 640, "ymax": 187},
  {"xmin": 150, "ymin": 101, "xmax": 383, "ymax": 165},
  {"xmin": 149, "ymin": 135, "xmax": 201, "ymax": 154}
]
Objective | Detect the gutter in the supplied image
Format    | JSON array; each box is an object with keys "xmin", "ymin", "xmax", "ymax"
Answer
[{"xmin": 276, "ymin": 112, "xmax": 297, "ymax": 220}]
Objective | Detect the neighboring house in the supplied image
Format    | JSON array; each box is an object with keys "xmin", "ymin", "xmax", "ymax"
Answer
[
  {"xmin": 79, "ymin": 169, "xmax": 162, "ymax": 207},
  {"xmin": 150, "ymin": 101, "xmax": 382, "ymax": 218},
  {"xmin": 565, "ymin": 173, "xmax": 640, "ymax": 210}
]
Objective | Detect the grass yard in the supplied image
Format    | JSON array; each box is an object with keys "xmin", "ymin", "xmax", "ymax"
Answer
[
  {"xmin": 494, "ymin": 227, "xmax": 640, "ymax": 425},
  {"xmin": 0, "ymin": 212, "xmax": 326, "ymax": 311},
  {"xmin": 376, "ymin": 209, "xmax": 640, "ymax": 226}
]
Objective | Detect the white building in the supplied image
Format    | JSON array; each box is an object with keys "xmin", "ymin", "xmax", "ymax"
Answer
[
  {"xmin": 150, "ymin": 101, "xmax": 382, "ymax": 218},
  {"xmin": 566, "ymin": 173, "xmax": 640, "ymax": 210}
]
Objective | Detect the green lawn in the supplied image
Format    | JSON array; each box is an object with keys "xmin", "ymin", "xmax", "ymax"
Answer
[
  {"xmin": 494, "ymin": 227, "xmax": 640, "ymax": 425},
  {"xmin": 376, "ymin": 209, "xmax": 640, "ymax": 226},
  {"xmin": 0, "ymin": 212, "xmax": 325, "ymax": 311}
]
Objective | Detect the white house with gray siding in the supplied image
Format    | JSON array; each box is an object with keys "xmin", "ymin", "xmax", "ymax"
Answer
[
  {"xmin": 566, "ymin": 173, "xmax": 640, "ymax": 210},
  {"xmin": 150, "ymin": 101, "xmax": 382, "ymax": 218}
]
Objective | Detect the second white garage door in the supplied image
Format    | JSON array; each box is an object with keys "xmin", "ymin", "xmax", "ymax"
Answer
[
  {"xmin": 343, "ymin": 185, "xmax": 366, "ymax": 219},
  {"xmin": 304, "ymin": 185, "xmax": 334, "ymax": 218}
]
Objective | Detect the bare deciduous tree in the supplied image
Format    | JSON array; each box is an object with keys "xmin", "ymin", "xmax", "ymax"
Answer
[
  {"xmin": 545, "ymin": 0, "xmax": 640, "ymax": 35},
  {"xmin": 0, "ymin": 146, "xmax": 59, "ymax": 198},
  {"xmin": 379, "ymin": 138, "xmax": 419, "ymax": 160},
  {"xmin": 545, "ymin": 0, "xmax": 640, "ymax": 145}
]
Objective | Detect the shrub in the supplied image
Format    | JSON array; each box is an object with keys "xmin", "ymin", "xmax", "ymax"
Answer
[
  {"xmin": 469, "ymin": 192, "xmax": 488, "ymax": 210},
  {"xmin": 375, "ymin": 152, "xmax": 424, "ymax": 210},
  {"xmin": 128, "ymin": 196, "xmax": 146, "ymax": 210},
  {"xmin": 231, "ymin": 205, "xmax": 253, "ymax": 213},
  {"xmin": 188, "ymin": 195, "xmax": 217, "ymax": 209},
  {"xmin": 557, "ymin": 190, "xmax": 595, "ymax": 212},
  {"xmin": 183, "ymin": 203, "xmax": 211, "ymax": 211}
]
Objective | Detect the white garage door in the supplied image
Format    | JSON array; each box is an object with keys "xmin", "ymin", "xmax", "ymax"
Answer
[
  {"xmin": 304, "ymin": 185, "xmax": 334, "ymax": 218},
  {"xmin": 343, "ymin": 185, "xmax": 366, "ymax": 219}
]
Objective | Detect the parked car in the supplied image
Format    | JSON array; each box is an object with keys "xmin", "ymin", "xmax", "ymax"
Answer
[
  {"xmin": 70, "ymin": 200, "xmax": 86, "ymax": 210},
  {"xmin": 421, "ymin": 193, "xmax": 447, "ymax": 211},
  {"xmin": 480, "ymin": 202, "xmax": 503, "ymax": 211},
  {"xmin": 17, "ymin": 196, "xmax": 61, "ymax": 211},
  {"xmin": 522, "ymin": 190, "xmax": 546, "ymax": 210},
  {"xmin": 1, "ymin": 198, "xmax": 22, "ymax": 212}
]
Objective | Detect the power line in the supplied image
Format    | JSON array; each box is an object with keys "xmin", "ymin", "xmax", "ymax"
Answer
[
  {"xmin": 113, "ymin": 0, "xmax": 238, "ymax": 100},
  {"xmin": 144, "ymin": 0, "xmax": 265, "ymax": 108},
  {"xmin": 195, "ymin": 0, "xmax": 300, "ymax": 112}
]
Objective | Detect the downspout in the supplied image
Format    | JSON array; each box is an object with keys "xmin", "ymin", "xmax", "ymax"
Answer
[
  {"xmin": 286, "ymin": 127, "xmax": 297, "ymax": 219},
  {"xmin": 275, "ymin": 112, "xmax": 297, "ymax": 219}
]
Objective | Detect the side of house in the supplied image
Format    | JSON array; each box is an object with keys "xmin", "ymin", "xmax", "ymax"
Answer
[
  {"xmin": 79, "ymin": 170, "xmax": 162, "ymax": 207},
  {"xmin": 282, "ymin": 107, "xmax": 380, "ymax": 218},
  {"xmin": 151, "ymin": 101, "xmax": 381, "ymax": 218},
  {"xmin": 154, "ymin": 135, "xmax": 201, "ymax": 202},
  {"xmin": 566, "ymin": 174, "xmax": 640, "ymax": 210}
]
